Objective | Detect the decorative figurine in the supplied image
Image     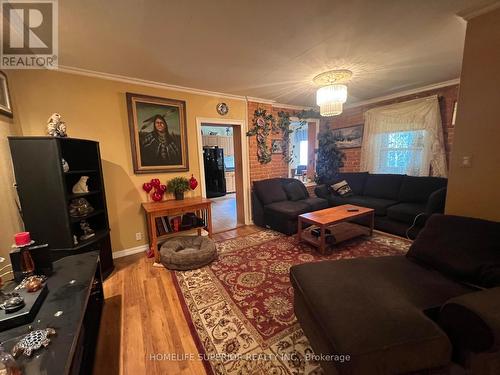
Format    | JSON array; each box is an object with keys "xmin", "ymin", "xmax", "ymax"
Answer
[
  {"xmin": 79, "ymin": 220, "xmax": 95, "ymax": 241},
  {"xmin": 0, "ymin": 293, "xmax": 25, "ymax": 313},
  {"xmin": 73, "ymin": 235, "xmax": 78, "ymax": 245},
  {"xmin": 72, "ymin": 176, "xmax": 89, "ymax": 194},
  {"xmin": 26, "ymin": 278, "xmax": 43, "ymax": 293},
  {"xmin": 189, "ymin": 174, "xmax": 198, "ymax": 190},
  {"xmin": 46, "ymin": 113, "xmax": 67, "ymax": 137},
  {"xmin": 69, "ymin": 198, "xmax": 94, "ymax": 217},
  {"xmin": 61, "ymin": 158, "xmax": 69, "ymax": 172},
  {"xmin": 14, "ymin": 275, "xmax": 47, "ymax": 291},
  {"xmin": 0, "ymin": 344, "xmax": 21, "ymax": 375},
  {"xmin": 12, "ymin": 328, "xmax": 56, "ymax": 357}
]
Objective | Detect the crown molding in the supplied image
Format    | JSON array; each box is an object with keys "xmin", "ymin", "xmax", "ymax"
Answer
[
  {"xmin": 344, "ymin": 78, "xmax": 460, "ymax": 110},
  {"xmin": 457, "ymin": 0, "xmax": 500, "ymax": 20},
  {"xmin": 57, "ymin": 65, "xmax": 277, "ymax": 103},
  {"xmin": 245, "ymin": 96, "xmax": 275, "ymax": 104}
]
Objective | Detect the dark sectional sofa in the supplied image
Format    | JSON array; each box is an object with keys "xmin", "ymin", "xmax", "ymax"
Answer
[
  {"xmin": 291, "ymin": 214, "xmax": 500, "ymax": 374},
  {"xmin": 315, "ymin": 172, "xmax": 447, "ymax": 238},
  {"xmin": 252, "ymin": 178, "xmax": 329, "ymax": 235}
]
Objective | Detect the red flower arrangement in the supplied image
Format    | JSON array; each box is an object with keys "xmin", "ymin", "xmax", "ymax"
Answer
[{"xmin": 142, "ymin": 178, "xmax": 167, "ymax": 202}]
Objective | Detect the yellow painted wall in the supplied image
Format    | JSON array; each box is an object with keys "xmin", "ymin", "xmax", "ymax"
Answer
[
  {"xmin": 0, "ymin": 113, "xmax": 23, "ymax": 261},
  {"xmin": 446, "ymin": 8, "xmax": 500, "ymax": 221},
  {"xmin": 6, "ymin": 69, "xmax": 246, "ymax": 252}
]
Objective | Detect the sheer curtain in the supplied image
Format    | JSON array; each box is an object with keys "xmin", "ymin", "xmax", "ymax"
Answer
[{"xmin": 360, "ymin": 95, "xmax": 447, "ymax": 177}]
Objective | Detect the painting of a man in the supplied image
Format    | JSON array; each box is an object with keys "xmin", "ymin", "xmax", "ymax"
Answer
[
  {"xmin": 127, "ymin": 93, "xmax": 189, "ymax": 173},
  {"xmin": 140, "ymin": 114, "xmax": 181, "ymax": 166}
]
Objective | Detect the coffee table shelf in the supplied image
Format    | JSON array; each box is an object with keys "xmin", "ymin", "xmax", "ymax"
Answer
[{"xmin": 298, "ymin": 205, "xmax": 374, "ymax": 254}]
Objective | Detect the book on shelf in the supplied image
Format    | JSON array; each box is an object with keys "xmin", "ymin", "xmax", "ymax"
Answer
[
  {"xmin": 161, "ymin": 216, "xmax": 172, "ymax": 233},
  {"xmin": 155, "ymin": 217, "xmax": 166, "ymax": 236}
]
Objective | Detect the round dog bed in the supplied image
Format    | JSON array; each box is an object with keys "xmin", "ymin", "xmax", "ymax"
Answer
[{"xmin": 159, "ymin": 236, "xmax": 217, "ymax": 271}]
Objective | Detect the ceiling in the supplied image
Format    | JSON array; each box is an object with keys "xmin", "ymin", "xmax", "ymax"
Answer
[{"xmin": 59, "ymin": 0, "xmax": 489, "ymax": 107}]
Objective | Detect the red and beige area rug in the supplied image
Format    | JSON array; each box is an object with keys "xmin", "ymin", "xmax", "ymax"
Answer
[{"xmin": 172, "ymin": 229, "xmax": 410, "ymax": 374}]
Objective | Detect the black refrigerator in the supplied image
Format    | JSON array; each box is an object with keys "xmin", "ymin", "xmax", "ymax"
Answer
[{"xmin": 203, "ymin": 146, "xmax": 226, "ymax": 198}]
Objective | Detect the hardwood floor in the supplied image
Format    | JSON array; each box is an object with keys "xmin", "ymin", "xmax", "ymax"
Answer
[
  {"xmin": 211, "ymin": 193, "xmax": 237, "ymax": 233},
  {"xmin": 93, "ymin": 225, "xmax": 261, "ymax": 375}
]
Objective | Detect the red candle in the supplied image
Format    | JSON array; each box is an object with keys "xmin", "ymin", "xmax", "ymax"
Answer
[{"xmin": 14, "ymin": 232, "xmax": 31, "ymax": 247}]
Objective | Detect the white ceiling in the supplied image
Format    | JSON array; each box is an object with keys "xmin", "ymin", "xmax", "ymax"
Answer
[{"xmin": 59, "ymin": 0, "xmax": 489, "ymax": 106}]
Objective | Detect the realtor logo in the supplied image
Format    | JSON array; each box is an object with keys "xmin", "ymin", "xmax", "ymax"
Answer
[{"xmin": 0, "ymin": 0, "xmax": 58, "ymax": 69}]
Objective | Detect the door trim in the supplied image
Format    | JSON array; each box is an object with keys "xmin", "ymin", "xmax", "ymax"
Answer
[{"xmin": 196, "ymin": 117, "xmax": 251, "ymax": 225}]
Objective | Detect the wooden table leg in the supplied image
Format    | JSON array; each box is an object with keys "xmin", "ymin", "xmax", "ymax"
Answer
[
  {"xmin": 369, "ymin": 211, "xmax": 374, "ymax": 236},
  {"xmin": 207, "ymin": 204, "xmax": 213, "ymax": 238},
  {"xmin": 148, "ymin": 214, "xmax": 160, "ymax": 264},
  {"xmin": 297, "ymin": 217, "xmax": 302, "ymax": 242},
  {"xmin": 320, "ymin": 225, "xmax": 326, "ymax": 255}
]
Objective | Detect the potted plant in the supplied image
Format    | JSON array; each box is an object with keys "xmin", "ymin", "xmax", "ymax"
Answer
[
  {"xmin": 315, "ymin": 124, "xmax": 345, "ymax": 185},
  {"xmin": 166, "ymin": 177, "xmax": 190, "ymax": 200}
]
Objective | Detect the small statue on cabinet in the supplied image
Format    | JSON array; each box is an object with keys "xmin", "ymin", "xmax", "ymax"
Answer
[
  {"xmin": 61, "ymin": 158, "xmax": 70, "ymax": 172},
  {"xmin": 46, "ymin": 113, "xmax": 67, "ymax": 137},
  {"xmin": 72, "ymin": 176, "xmax": 89, "ymax": 194},
  {"xmin": 68, "ymin": 198, "xmax": 94, "ymax": 217},
  {"xmin": 79, "ymin": 220, "xmax": 95, "ymax": 241}
]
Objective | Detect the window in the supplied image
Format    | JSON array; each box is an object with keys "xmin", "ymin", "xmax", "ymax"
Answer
[
  {"xmin": 375, "ymin": 130, "xmax": 426, "ymax": 175},
  {"xmin": 299, "ymin": 140, "xmax": 308, "ymax": 166}
]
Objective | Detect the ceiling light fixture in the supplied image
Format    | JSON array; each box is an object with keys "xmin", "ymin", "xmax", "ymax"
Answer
[{"xmin": 313, "ymin": 69, "xmax": 352, "ymax": 116}]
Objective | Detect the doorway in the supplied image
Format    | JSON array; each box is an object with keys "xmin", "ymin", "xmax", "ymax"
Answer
[
  {"xmin": 197, "ymin": 119, "xmax": 247, "ymax": 233},
  {"xmin": 289, "ymin": 120, "xmax": 318, "ymax": 182}
]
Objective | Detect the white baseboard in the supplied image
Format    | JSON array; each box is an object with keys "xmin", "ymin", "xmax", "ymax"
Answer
[{"xmin": 112, "ymin": 244, "xmax": 148, "ymax": 259}]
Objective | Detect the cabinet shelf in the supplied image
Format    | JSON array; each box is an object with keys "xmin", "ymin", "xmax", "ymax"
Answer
[
  {"xmin": 68, "ymin": 190, "xmax": 101, "ymax": 200},
  {"xmin": 70, "ymin": 209, "xmax": 105, "ymax": 223},
  {"xmin": 65, "ymin": 169, "xmax": 98, "ymax": 175}
]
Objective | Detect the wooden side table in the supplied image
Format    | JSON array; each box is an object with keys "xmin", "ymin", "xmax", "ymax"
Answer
[{"xmin": 141, "ymin": 197, "xmax": 213, "ymax": 264}]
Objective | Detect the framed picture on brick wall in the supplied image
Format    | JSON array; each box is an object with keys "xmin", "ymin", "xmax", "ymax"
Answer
[{"xmin": 333, "ymin": 124, "xmax": 363, "ymax": 149}]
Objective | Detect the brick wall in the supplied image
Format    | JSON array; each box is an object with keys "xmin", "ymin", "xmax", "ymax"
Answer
[
  {"xmin": 248, "ymin": 101, "xmax": 300, "ymax": 182},
  {"xmin": 322, "ymin": 84, "xmax": 459, "ymax": 172}
]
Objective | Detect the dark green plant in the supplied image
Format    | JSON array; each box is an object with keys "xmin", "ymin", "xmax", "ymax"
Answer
[
  {"xmin": 276, "ymin": 111, "xmax": 304, "ymax": 164},
  {"xmin": 166, "ymin": 177, "xmax": 190, "ymax": 193},
  {"xmin": 315, "ymin": 124, "xmax": 345, "ymax": 185}
]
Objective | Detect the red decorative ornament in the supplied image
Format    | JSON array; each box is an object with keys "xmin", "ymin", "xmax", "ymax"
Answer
[
  {"xmin": 142, "ymin": 182, "xmax": 153, "ymax": 193},
  {"xmin": 150, "ymin": 178, "xmax": 161, "ymax": 188},
  {"xmin": 151, "ymin": 191, "xmax": 163, "ymax": 202},
  {"xmin": 157, "ymin": 184, "xmax": 167, "ymax": 194},
  {"xmin": 189, "ymin": 174, "xmax": 198, "ymax": 190}
]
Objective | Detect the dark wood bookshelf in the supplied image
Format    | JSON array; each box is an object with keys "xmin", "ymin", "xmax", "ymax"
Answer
[{"xmin": 8, "ymin": 137, "xmax": 114, "ymax": 279}]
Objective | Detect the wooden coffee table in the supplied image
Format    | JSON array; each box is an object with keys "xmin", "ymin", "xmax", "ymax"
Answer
[{"xmin": 298, "ymin": 204, "xmax": 375, "ymax": 254}]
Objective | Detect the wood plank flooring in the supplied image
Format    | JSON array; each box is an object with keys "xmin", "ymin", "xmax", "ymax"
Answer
[
  {"xmin": 93, "ymin": 225, "xmax": 261, "ymax": 375},
  {"xmin": 211, "ymin": 193, "xmax": 237, "ymax": 233}
]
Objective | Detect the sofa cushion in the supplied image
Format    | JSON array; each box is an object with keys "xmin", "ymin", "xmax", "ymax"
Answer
[
  {"xmin": 291, "ymin": 256, "xmax": 473, "ymax": 374},
  {"xmin": 302, "ymin": 197, "xmax": 329, "ymax": 212},
  {"xmin": 336, "ymin": 172, "xmax": 368, "ymax": 195},
  {"xmin": 253, "ymin": 178, "xmax": 287, "ymax": 205},
  {"xmin": 264, "ymin": 200, "xmax": 310, "ymax": 219},
  {"xmin": 387, "ymin": 202, "xmax": 427, "ymax": 224},
  {"xmin": 331, "ymin": 180, "xmax": 353, "ymax": 197},
  {"xmin": 283, "ymin": 180, "xmax": 308, "ymax": 201},
  {"xmin": 407, "ymin": 214, "xmax": 500, "ymax": 288},
  {"xmin": 363, "ymin": 173, "xmax": 404, "ymax": 200},
  {"xmin": 329, "ymin": 195, "xmax": 397, "ymax": 216},
  {"xmin": 399, "ymin": 176, "xmax": 447, "ymax": 203}
]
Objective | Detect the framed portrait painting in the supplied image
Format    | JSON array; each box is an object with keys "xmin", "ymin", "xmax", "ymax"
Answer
[
  {"xmin": 0, "ymin": 72, "xmax": 13, "ymax": 118},
  {"xmin": 126, "ymin": 93, "xmax": 189, "ymax": 173}
]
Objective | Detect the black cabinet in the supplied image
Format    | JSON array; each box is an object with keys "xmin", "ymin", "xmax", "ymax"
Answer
[{"xmin": 8, "ymin": 137, "xmax": 114, "ymax": 278}]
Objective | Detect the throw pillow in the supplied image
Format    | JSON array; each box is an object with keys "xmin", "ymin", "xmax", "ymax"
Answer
[
  {"xmin": 331, "ymin": 180, "xmax": 353, "ymax": 197},
  {"xmin": 284, "ymin": 181, "xmax": 307, "ymax": 201}
]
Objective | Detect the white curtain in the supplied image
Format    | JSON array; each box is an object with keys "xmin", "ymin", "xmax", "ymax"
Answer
[{"xmin": 360, "ymin": 95, "xmax": 447, "ymax": 177}]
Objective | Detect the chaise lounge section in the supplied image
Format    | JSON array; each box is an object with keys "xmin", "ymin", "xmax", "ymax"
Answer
[
  {"xmin": 291, "ymin": 214, "xmax": 500, "ymax": 374},
  {"xmin": 315, "ymin": 172, "xmax": 447, "ymax": 238}
]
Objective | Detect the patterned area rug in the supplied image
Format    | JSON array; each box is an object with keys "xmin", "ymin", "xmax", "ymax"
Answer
[{"xmin": 172, "ymin": 230, "xmax": 411, "ymax": 374}]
